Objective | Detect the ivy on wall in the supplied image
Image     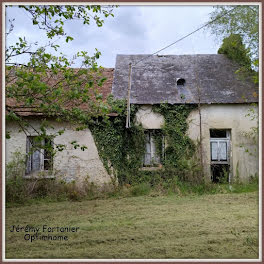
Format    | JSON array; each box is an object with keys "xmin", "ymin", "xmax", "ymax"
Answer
[
  {"xmin": 90, "ymin": 97, "xmax": 200, "ymax": 185},
  {"xmin": 90, "ymin": 96, "xmax": 146, "ymax": 185},
  {"xmin": 153, "ymin": 104, "xmax": 197, "ymax": 167}
]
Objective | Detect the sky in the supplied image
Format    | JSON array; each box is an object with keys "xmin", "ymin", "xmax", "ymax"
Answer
[{"xmin": 5, "ymin": 5, "xmax": 220, "ymax": 68}]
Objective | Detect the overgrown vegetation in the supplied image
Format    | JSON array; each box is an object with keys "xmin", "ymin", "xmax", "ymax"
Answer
[
  {"xmin": 6, "ymin": 148, "xmax": 258, "ymax": 207},
  {"xmin": 89, "ymin": 96, "xmax": 145, "ymax": 185},
  {"xmin": 90, "ymin": 98, "xmax": 201, "ymax": 186},
  {"xmin": 6, "ymin": 5, "xmax": 116, "ymax": 152},
  {"xmin": 218, "ymin": 34, "xmax": 258, "ymax": 83},
  {"xmin": 6, "ymin": 97, "xmax": 259, "ymax": 207}
]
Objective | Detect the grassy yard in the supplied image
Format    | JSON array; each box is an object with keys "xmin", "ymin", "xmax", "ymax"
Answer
[{"xmin": 5, "ymin": 191, "xmax": 259, "ymax": 259}]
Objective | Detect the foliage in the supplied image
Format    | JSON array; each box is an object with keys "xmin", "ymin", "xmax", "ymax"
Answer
[
  {"xmin": 5, "ymin": 5, "xmax": 116, "ymax": 152},
  {"xmin": 153, "ymin": 103, "xmax": 202, "ymax": 183},
  {"xmin": 6, "ymin": 149, "xmax": 258, "ymax": 206},
  {"xmin": 6, "ymin": 151, "xmax": 27, "ymax": 203},
  {"xmin": 17, "ymin": 5, "xmax": 115, "ymax": 39},
  {"xmin": 218, "ymin": 34, "xmax": 251, "ymax": 68},
  {"xmin": 91, "ymin": 100, "xmax": 201, "ymax": 185},
  {"xmin": 90, "ymin": 96, "xmax": 146, "ymax": 185},
  {"xmin": 207, "ymin": 5, "xmax": 259, "ymax": 64},
  {"xmin": 130, "ymin": 183, "xmax": 151, "ymax": 196},
  {"xmin": 218, "ymin": 34, "xmax": 257, "ymax": 83},
  {"xmin": 5, "ymin": 151, "xmax": 102, "ymax": 204}
]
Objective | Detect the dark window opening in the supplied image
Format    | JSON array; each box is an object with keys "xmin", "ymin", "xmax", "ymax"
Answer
[
  {"xmin": 210, "ymin": 129, "xmax": 227, "ymax": 138},
  {"xmin": 211, "ymin": 164, "xmax": 229, "ymax": 183},
  {"xmin": 177, "ymin": 78, "xmax": 185, "ymax": 86}
]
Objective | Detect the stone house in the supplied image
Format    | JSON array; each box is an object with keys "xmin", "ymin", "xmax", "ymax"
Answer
[{"xmin": 5, "ymin": 54, "xmax": 259, "ymax": 184}]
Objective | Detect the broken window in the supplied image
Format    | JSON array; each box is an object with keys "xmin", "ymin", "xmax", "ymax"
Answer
[
  {"xmin": 143, "ymin": 130, "xmax": 164, "ymax": 167},
  {"xmin": 210, "ymin": 129, "xmax": 231, "ymax": 183},
  {"xmin": 26, "ymin": 136, "xmax": 53, "ymax": 175}
]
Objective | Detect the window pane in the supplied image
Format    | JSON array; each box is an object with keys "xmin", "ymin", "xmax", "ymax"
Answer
[
  {"xmin": 211, "ymin": 142, "xmax": 218, "ymax": 161},
  {"xmin": 144, "ymin": 153, "xmax": 151, "ymax": 165},
  {"xmin": 145, "ymin": 133, "xmax": 151, "ymax": 153},
  {"xmin": 219, "ymin": 142, "xmax": 227, "ymax": 161},
  {"xmin": 32, "ymin": 149, "xmax": 41, "ymax": 171}
]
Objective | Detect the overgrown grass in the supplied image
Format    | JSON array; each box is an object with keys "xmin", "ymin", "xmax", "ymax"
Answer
[
  {"xmin": 6, "ymin": 151, "xmax": 259, "ymax": 207},
  {"xmin": 6, "ymin": 176, "xmax": 259, "ymax": 208},
  {"xmin": 5, "ymin": 192, "xmax": 259, "ymax": 259}
]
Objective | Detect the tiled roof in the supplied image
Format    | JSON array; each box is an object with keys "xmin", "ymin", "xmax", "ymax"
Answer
[
  {"xmin": 6, "ymin": 68, "xmax": 114, "ymax": 116},
  {"xmin": 112, "ymin": 54, "xmax": 258, "ymax": 104}
]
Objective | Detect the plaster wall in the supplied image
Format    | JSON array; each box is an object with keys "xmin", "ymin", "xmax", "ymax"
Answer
[
  {"xmin": 187, "ymin": 104, "xmax": 259, "ymax": 182},
  {"xmin": 5, "ymin": 119, "xmax": 112, "ymax": 185},
  {"xmin": 135, "ymin": 104, "xmax": 259, "ymax": 182},
  {"xmin": 135, "ymin": 105, "xmax": 164, "ymax": 129}
]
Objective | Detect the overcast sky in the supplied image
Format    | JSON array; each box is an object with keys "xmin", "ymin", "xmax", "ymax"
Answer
[{"xmin": 5, "ymin": 5, "xmax": 220, "ymax": 68}]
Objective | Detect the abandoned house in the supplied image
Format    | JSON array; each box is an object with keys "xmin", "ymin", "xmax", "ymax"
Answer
[{"xmin": 5, "ymin": 54, "xmax": 259, "ymax": 185}]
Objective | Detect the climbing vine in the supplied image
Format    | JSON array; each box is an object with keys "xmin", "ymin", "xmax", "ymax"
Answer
[
  {"xmin": 89, "ymin": 96, "xmax": 145, "ymax": 185},
  {"xmin": 153, "ymin": 103, "xmax": 197, "ymax": 167},
  {"xmin": 90, "ymin": 97, "xmax": 200, "ymax": 185}
]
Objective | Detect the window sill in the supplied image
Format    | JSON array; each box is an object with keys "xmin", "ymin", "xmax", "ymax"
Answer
[
  {"xmin": 24, "ymin": 171, "xmax": 55, "ymax": 179},
  {"xmin": 140, "ymin": 166, "xmax": 163, "ymax": 171},
  {"xmin": 211, "ymin": 161, "xmax": 229, "ymax": 165}
]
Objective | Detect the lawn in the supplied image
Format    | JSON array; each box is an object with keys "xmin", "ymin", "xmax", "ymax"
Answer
[{"xmin": 5, "ymin": 191, "xmax": 259, "ymax": 259}]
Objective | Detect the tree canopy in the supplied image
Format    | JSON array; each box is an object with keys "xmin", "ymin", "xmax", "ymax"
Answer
[
  {"xmin": 5, "ymin": 5, "xmax": 117, "ymax": 153},
  {"xmin": 207, "ymin": 5, "xmax": 259, "ymax": 66}
]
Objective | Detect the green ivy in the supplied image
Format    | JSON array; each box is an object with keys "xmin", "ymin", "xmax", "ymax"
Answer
[
  {"xmin": 153, "ymin": 104, "xmax": 197, "ymax": 169},
  {"xmin": 90, "ymin": 98, "xmax": 199, "ymax": 185},
  {"xmin": 90, "ymin": 97, "xmax": 145, "ymax": 185}
]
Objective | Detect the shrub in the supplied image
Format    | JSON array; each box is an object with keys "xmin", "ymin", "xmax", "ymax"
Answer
[
  {"xmin": 130, "ymin": 183, "xmax": 151, "ymax": 196},
  {"xmin": 6, "ymin": 151, "xmax": 27, "ymax": 204}
]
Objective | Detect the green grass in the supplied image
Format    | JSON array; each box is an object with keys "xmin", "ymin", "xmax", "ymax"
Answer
[{"xmin": 5, "ymin": 191, "xmax": 259, "ymax": 259}]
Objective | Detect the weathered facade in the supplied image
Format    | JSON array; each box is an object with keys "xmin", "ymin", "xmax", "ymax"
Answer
[
  {"xmin": 133, "ymin": 104, "xmax": 258, "ymax": 182},
  {"xmin": 6, "ymin": 119, "xmax": 112, "ymax": 185},
  {"xmin": 6, "ymin": 54, "xmax": 259, "ymax": 184},
  {"xmin": 112, "ymin": 54, "xmax": 259, "ymax": 182},
  {"xmin": 6, "ymin": 68, "xmax": 115, "ymax": 185}
]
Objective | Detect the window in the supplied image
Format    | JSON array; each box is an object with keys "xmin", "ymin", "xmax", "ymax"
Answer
[
  {"xmin": 210, "ymin": 130, "xmax": 230, "ymax": 163},
  {"xmin": 210, "ymin": 129, "xmax": 231, "ymax": 183},
  {"xmin": 143, "ymin": 130, "xmax": 164, "ymax": 167},
  {"xmin": 211, "ymin": 141, "xmax": 228, "ymax": 161},
  {"xmin": 26, "ymin": 136, "xmax": 53, "ymax": 175}
]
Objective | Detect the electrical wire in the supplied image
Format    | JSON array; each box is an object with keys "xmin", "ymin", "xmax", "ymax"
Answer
[{"xmin": 133, "ymin": 5, "xmax": 240, "ymax": 67}]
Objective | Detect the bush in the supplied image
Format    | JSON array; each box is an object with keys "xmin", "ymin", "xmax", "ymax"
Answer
[
  {"xmin": 130, "ymin": 183, "xmax": 151, "ymax": 196},
  {"xmin": 6, "ymin": 151, "xmax": 27, "ymax": 204},
  {"xmin": 5, "ymin": 151, "xmax": 258, "ymax": 206}
]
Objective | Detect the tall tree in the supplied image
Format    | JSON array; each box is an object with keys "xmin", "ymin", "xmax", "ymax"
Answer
[{"xmin": 207, "ymin": 5, "xmax": 259, "ymax": 66}]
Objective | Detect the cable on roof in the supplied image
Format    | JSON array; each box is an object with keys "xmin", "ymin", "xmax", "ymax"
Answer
[{"xmin": 125, "ymin": 5, "xmax": 240, "ymax": 129}]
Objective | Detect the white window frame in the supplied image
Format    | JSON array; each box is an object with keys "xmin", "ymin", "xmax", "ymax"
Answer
[{"xmin": 210, "ymin": 130, "xmax": 231, "ymax": 165}]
